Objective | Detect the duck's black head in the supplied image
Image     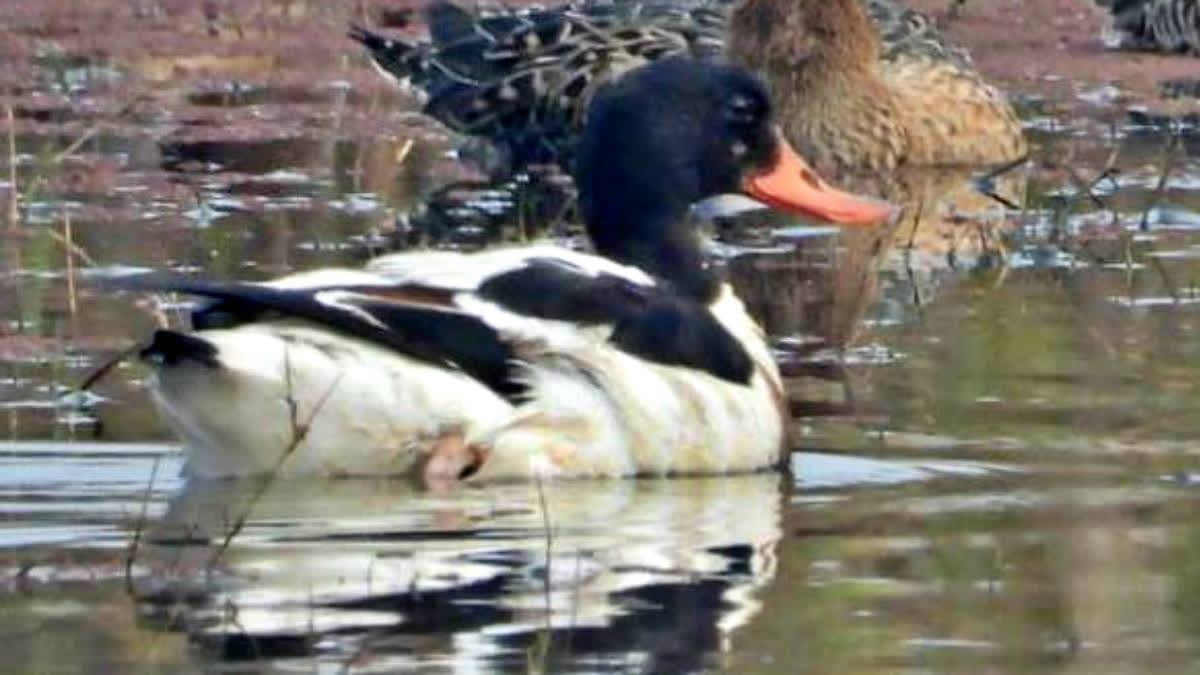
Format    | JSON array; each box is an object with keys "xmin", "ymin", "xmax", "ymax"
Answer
[{"xmin": 574, "ymin": 57, "xmax": 892, "ymax": 301}]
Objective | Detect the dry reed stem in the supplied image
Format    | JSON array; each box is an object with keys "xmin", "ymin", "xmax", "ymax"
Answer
[
  {"xmin": 394, "ymin": 137, "xmax": 414, "ymax": 166},
  {"xmin": 6, "ymin": 103, "xmax": 16, "ymax": 233},
  {"xmin": 46, "ymin": 99, "xmax": 138, "ymax": 169},
  {"xmin": 63, "ymin": 209, "xmax": 77, "ymax": 329},
  {"xmin": 1140, "ymin": 133, "xmax": 1180, "ymax": 232},
  {"xmin": 46, "ymin": 226, "xmax": 99, "ymax": 267},
  {"xmin": 79, "ymin": 342, "xmax": 143, "ymax": 391},
  {"xmin": 50, "ymin": 123, "xmax": 103, "ymax": 165},
  {"xmin": 527, "ymin": 474, "xmax": 554, "ymax": 674},
  {"xmin": 125, "ymin": 455, "xmax": 162, "ymax": 594}
]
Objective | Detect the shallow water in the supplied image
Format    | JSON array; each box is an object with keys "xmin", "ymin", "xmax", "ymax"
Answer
[
  {"xmin": 5, "ymin": 445, "xmax": 1200, "ymax": 673},
  {"xmin": 5, "ymin": 40, "xmax": 1200, "ymax": 675}
]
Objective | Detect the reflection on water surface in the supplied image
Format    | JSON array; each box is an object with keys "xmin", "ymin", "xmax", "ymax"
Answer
[{"xmin": 4, "ymin": 446, "xmax": 1200, "ymax": 673}]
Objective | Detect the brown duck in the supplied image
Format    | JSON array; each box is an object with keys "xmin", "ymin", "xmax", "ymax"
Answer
[
  {"xmin": 727, "ymin": 0, "xmax": 1028, "ymax": 187},
  {"xmin": 351, "ymin": 0, "xmax": 1027, "ymax": 186},
  {"xmin": 724, "ymin": 0, "xmax": 1029, "ymax": 347}
]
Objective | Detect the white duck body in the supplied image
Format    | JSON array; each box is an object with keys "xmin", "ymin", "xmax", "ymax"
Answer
[
  {"xmin": 141, "ymin": 245, "xmax": 784, "ymax": 480},
  {"xmin": 146, "ymin": 322, "xmax": 513, "ymax": 478}
]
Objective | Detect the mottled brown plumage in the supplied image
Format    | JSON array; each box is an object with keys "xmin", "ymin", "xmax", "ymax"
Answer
[
  {"xmin": 727, "ymin": 0, "xmax": 1028, "ymax": 186},
  {"xmin": 725, "ymin": 0, "xmax": 1028, "ymax": 348}
]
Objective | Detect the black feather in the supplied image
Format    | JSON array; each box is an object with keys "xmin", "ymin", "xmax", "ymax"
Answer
[
  {"xmin": 477, "ymin": 258, "xmax": 653, "ymax": 324},
  {"xmin": 610, "ymin": 299, "xmax": 753, "ymax": 384},
  {"xmin": 478, "ymin": 261, "xmax": 753, "ymax": 384},
  {"xmin": 109, "ymin": 275, "xmax": 525, "ymax": 398},
  {"xmin": 141, "ymin": 329, "xmax": 219, "ymax": 367}
]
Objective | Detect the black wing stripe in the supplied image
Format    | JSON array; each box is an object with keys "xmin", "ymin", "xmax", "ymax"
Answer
[
  {"xmin": 477, "ymin": 261, "xmax": 753, "ymax": 384},
  {"xmin": 477, "ymin": 258, "xmax": 652, "ymax": 325},
  {"xmin": 111, "ymin": 276, "xmax": 524, "ymax": 398}
]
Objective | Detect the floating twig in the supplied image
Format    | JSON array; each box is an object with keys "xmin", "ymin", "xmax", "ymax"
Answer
[{"xmin": 394, "ymin": 137, "xmax": 414, "ymax": 166}]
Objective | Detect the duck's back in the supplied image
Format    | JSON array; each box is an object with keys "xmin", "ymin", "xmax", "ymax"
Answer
[
  {"xmin": 869, "ymin": 0, "xmax": 1027, "ymax": 167},
  {"xmin": 355, "ymin": 0, "xmax": 1028, "ymax": 179},
  {"xmin": 351, "ymin": 0, "xmax": 728, "ymax": 172},
  {"xmin": 881, "ymin": 53, "xmax": 1028, "ymax": 168},
  {"xmin": 868, "ymin": 0, "xmax": 971, "ymax": 67},
  {"xmin": 1097, "ymin": 0, "xmax": 1199, "ymax": 53}
]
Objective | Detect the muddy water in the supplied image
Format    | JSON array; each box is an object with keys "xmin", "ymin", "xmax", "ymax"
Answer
[{"xmin": 4, "ymin": 79, "xmax": 1200, "ymax": 672}]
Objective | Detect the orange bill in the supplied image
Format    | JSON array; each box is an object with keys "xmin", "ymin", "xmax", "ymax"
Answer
[{"xmin": 741, "ymin": 129, "xmax": 897, "ymax": 227}]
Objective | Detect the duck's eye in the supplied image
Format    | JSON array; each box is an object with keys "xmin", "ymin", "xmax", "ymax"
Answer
[{"xmin": 723, "ymin": 94, "xmax": 762, "ymax": 127}]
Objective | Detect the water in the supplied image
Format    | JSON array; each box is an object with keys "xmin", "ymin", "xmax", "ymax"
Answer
[
  {"xmin": 4, "ymin": 447, "xmax": 1200, "ymax": 672},
  {"xmin": 6, "ymin": 12, "xmax": 1200, "ymax": 674}
]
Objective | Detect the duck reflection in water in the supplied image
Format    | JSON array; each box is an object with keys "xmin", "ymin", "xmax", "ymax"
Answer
[{"xmin": 136, "ymin": 474, "xmax": 783, "ymax": 671}]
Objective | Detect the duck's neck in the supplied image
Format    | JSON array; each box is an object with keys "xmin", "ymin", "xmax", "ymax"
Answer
[{"xmin": 586, "ymin": 203, "xmax": 721, "ymax": 303}]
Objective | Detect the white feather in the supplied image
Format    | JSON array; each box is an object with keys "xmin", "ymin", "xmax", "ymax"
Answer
[
  {"xmin": 152, "ymin": 324, "xmax": 513, "ymax": 478},
  {"xmin": 470, "ymin": 283, "xmax": 783, "ymax": 479},
  {"xmin": 313, "ymin": 290, "xmax": 388, "ymax": 328},
  {"xmin": 264, "ymin": 268, "xmax": 388, "ymax": 290},
  {"xmin": 365, "ymin": 245, "xmax": 655, "ymax": 291}
]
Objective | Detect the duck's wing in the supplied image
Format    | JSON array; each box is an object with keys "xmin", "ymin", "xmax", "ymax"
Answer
[
  {"xmin": 114, "ymin": 249, "xmax": 751, "ymax": 399},
  {"xmin": 349, "ymin": 1, "xmax": 728, "ymax": 171},
  {"xmin": 367, "ymin": 247, "xmax": 754, "ymax": 384},
  {"xmin": 863, "ymin": 0, "xmax": 1028, "ymax": 168},
  {"xmin": 1096, "ymin": 0, "xmax": 1199, "ymax": 53},
  {"xmin": 113, "ymin": 268, "xmax": 524, "ymax": 397}
]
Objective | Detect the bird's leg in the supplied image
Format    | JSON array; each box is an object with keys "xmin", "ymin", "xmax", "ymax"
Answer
[{"xmin": 421, "ymin": 429, "xmax": 490, "ymax": 489}]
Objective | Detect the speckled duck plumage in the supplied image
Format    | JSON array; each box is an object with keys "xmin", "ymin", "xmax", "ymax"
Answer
[
  {"xmin": 351, "ymin": 0, "xmax": 1027, "ymax": 183},
  {"xmin": 726, "ymin": 0, "xmax": 1028, "ymax": 183},
  {"xmin": 1097, "ymin": 0, "xmax": 1199, "ymax": 53}
]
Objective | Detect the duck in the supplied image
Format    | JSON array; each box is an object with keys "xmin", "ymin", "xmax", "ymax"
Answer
[
  {"xmin": 110, "ymin": 57, "xmax": 894, "ymax": 481},
  {"xmin": 1096, "ymin": 0, "xmax": 1199, "ymax": 54},
  {"xmin": 725, "ymin": 0, "xmax": 1030, "ymax": 339},
  {"xmin": 726, "ymin": 0, "xmax": 1026, "ymax": 187},
  {"xmin": 348, "ymin": 0, "xmax": 1026, "ymax": 185}
]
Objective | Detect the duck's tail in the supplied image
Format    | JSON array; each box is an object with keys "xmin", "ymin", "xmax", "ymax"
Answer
[
  {"xmin": 347, "ymin": 23, "xmax": 428, "ymax": 93},
  {"xmin": 140, "ymin": 329, "xmax": 220, "ymax": 368}
]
